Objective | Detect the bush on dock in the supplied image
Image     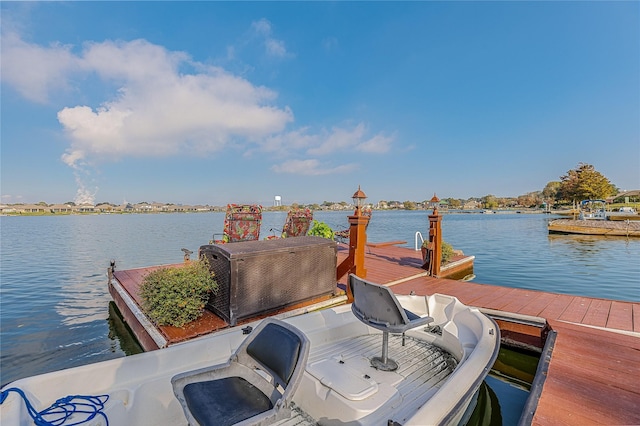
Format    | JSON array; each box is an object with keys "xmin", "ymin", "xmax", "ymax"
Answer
[
  {"xmin": 308, "ymin": 220, "xmax": 335, "ymax": 240},
  {"xmin": 421, "ymin": 239, "xmax": 455, "ymax": 265},
  {"xmin": 140, "ymin": 260, "xmax": 218, "ymax": 327},
  {"xmin": 441, "ymin": 241, "xmax": 454, "ymax": 264}
]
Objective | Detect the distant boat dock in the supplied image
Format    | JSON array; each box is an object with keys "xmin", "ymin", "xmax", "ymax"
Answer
[{"xmin": 548, "ymin": 218, "xmax": 640, "ymax": 237}]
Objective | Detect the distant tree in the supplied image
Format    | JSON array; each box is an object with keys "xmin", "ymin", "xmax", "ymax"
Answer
[
  {"xmin": 503, "ymin": 197, "xmax": 518, "ymax": 208},
  {"xmin": 558, "ymin": 163, "xmax": 617, "ymax": 203},
  {"xmin": 542, "ymin": 181, "xmax": 562, "ymax": 204},
  {"xmin": 497, "ymin": 197, "xmax": 511, "ymax": 208},
  {"xmin": 517, "ymin": 192, "xmax": 542, "ymax": 208},
  {"xmin": 37, "ymin": 201, "xmax": 49, "ymax": 206},
  {"xmin": 444, "ymin": 198, "xmax": 462, "ymax": 209},
  {"xmin": 481, "ymin": 195, "xmax": 498, "ymax": 209},
  {"xmin": 403, "ymin": 201, "xmax": 417, "ymax": 210},
  {"xmin": 64, "ymin": 201, "xmax": 76, "ymax": 206}
]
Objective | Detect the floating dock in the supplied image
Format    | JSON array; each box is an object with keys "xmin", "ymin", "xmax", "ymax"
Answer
[
  {"xmin": 109, "ymin": 243, "xmax": 639, "ymax": 425},
  {"xmin": 548, "ymin": 218, "xmax": 640, "ymax": 237}
]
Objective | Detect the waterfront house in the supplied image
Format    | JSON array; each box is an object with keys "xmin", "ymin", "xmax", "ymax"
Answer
[
  {"xmin": 74, "ymin": 204, "xmax": 95, "ymax": 213},
  {"xmin": 18, "ymin": 204, "xmax": 47, "ymax": 214},
  {"xmin": 463, "ymin": 200, "xmax": 481, "ymax": 210},
  {"xmin": 95, "ymin": 203, "xmax": 116, "ymax": 213},
  {"xmin": 49, "ymin": 204, "xmax": 74, "ymax": 213}
]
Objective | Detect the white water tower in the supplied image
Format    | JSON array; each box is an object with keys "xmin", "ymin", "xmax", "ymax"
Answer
[{"xmin": 274, "ymin": 195, "xmax": 282, "ymax": 207}]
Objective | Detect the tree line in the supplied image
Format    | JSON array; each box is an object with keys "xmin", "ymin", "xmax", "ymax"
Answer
[{"xmin": 391, "ymin": 163, "xmax": 624, "ymax": 210}]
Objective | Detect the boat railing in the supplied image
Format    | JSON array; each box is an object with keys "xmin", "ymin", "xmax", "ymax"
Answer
[{"xmin": 415, "ymin": 231, "xmax": 425, "ymax": 251}]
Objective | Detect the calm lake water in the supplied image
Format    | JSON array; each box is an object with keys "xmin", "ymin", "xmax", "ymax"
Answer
[{"xmin": 1, "ymin": 211, "xmax": 638, "ymax": 421}]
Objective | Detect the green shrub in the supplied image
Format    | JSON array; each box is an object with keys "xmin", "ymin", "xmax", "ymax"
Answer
[
  {"xmin": 140, "ymin": 260, "xmax": 218, "ymax": 327},
  {"xmin": 441, "ymin": 241, "xmax": 454, "ymax": 265},
  {"xmin": 421, "ymin": 239, "xmax": 455, "ymax": 265},
  {"xmin": 308, "ymin": 220, "xmax": 335, "ymax": 240}
]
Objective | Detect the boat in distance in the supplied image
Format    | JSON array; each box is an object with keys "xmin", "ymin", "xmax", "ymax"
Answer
[{"xmin": 0, "ymin": 277, "xmax": 499, "ymax": 426}]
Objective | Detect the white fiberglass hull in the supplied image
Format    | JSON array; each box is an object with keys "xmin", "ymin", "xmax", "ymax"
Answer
[{"xmin": 1, "ymin": 294, "xmax": 499, "ymax": 426}]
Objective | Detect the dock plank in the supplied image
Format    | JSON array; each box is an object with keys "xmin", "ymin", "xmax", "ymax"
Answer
[
  {"xmin": 514, "ymin": 291, "xmax": 557, "ymax": 317},
  {"xmin": 498, "ymin": 289, "xmax": 549, "ymax": 314},
  {"xmin": 557, "ymin": 296, "xmax": 590, "ymax": 323},
  {"xmin": 537, "ymin": 294, "xmax": 572, "ymax": 320},
  {"xmin": 533, "ymin": 320, "xmax": 640, "ymax": 426},
  {"xmin": 580, "ymin": 298, "xmax": 611, "ymax": 328},
  {"xmin": 606, "ymin": 300, "xmax": 634, "ymax": 332}
]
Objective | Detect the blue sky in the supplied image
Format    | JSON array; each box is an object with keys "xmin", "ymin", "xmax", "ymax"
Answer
[{"xmin": 1, "ymin": 1, "xmax": 638, "ymax": 206}]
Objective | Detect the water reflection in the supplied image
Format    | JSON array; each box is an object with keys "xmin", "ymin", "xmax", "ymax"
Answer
[
  {"xmin": 463, "ymin": 381, "xmax": 502, "ymax": 426},
  {"xmin": 463, "ymin": 346, "xmax": 536, "ymax": 425},
  {"xmin": 107, "ymin": 302, "xmax": 143, "ymax": 356}
]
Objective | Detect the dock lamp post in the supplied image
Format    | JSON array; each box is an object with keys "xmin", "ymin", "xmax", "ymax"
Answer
[
  {"xmin": 338, "ymin": 185, "xmax": 370, "ymax": 301},
  {"xmin": 429, "ymin": 193, "xmax": 440, "ymax": 214},
  {"xmin": 352, "ymin": 185, "xmax": 368, "ymax": 216},
  {"xmin": 424, "ymin": 193, "xmax": 443, "ymax": 277}
]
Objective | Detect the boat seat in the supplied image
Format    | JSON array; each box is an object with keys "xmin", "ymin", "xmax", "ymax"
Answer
[
  {"xmin": 171, "ymin": 318, "xmax": 309, "ymax": 426},
  {"xmin": 349, "ymin": 274, "xmax": 434, "ymax": 371}
]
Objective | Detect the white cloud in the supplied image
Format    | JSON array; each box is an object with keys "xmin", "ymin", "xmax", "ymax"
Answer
[
  {"xmin": 306, "ymin": 123, "xmax": 393, "ymax": 156},
  {"xmin": 1, "ymin": 36, "xmax": 295, "ymax": 167},
  {"xmin": 1, "ymin": 32, "xmax": 80, "ymax": 103},
  {"xmin": 3, "ymin": 31, "xmax": 392, "ymax": 177},
  {"xmin": 251, "ymin": 18, "xmax": 291, "ymax": 58},
  {"xmin": 271, "ymin": 159, "xmax": 358, "ymax": 175},
  {"xmin": 260, "ymin": 127, "xmax": 317, "ymax": 153},
  {"xmin": 266, "ymin": 39, "xmax": 287, "ymax": 58},
  {"xmin": 356, "ymin": 133, "xmax": 394, "ymax": 154},
  {"xmin": 251, "ymin": 18, "xmax": 272, "ymax": 36},
  {"xmin": 257, "ymin": 124, "xmax": 393, "ymax": 159}
]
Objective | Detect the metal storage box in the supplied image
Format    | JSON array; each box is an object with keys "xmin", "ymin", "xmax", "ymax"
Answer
[{"xmin": 199, "ymin": 236, "xmax": 337, "ymax": 325}]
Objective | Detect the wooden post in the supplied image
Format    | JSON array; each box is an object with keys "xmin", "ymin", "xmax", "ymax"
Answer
[
  {"xmin": 428, "ymin": 210, "xmax": 442, "ymax": 277},
  {"xmin": 337, "ymin": 207, "xmax": 370, "ymax": 302},
  {"xmin": 349, "ymin": 211, "xmax": 369, "ymax": 278},
  {"xmin": 422, "ymin": 203, "xmax": 443, "ymax": 277}
]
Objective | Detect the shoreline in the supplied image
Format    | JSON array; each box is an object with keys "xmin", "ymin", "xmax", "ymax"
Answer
[{"xmin": 1, "ymin": 208, "xmax": 552, "ymax": 217}]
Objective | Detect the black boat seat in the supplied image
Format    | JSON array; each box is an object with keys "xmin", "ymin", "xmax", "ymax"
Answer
[
  {"xmin": 172, "ymin": 318, "xmax": 309, "ymax": 426},
  {"xmin": 349, "ymin": 274, "xmax": 434, "ymax": 371}
]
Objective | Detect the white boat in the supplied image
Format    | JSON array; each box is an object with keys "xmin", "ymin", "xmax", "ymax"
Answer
[
  {"xmin": 0, "ymin": 275, "xmax": 499, "ymax": 426},
  {"xmin": 578, "ymin": 199, "xmax": 607, "ymax": 220}
]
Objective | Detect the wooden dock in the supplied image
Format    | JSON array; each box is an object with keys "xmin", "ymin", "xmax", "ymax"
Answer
[
  {"xmin": 339, "ymin": 244, "xmax": 640, "ymax": 426},
  {"xmin": 548, "ymin": 218, "xmax": 640, "ymax": 237},
  {"xmin": 110, "ymin": 243, "xmax": 639, "ymax": 425}
]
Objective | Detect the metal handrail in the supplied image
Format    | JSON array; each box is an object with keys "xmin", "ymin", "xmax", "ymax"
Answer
[{"xmin": 414, "ymin": 231, "xmax": 424, "ymax": 251}]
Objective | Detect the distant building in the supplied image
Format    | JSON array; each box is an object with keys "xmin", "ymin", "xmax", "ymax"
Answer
[{"xmin": 49, "ymin": 204, "xmax": 74, "ymax": 213}]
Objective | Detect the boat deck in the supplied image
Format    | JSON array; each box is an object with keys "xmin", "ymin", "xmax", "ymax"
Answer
[
  {"xmin": 274, "ymin": 334, "xmax": 457, "ymax": 425},
  {"xmin": 111, "ymin": 243, "xmax": 640, "ymax": 425}
]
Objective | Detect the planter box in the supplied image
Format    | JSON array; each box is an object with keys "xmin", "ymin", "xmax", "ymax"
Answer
[{"xmin": 199, "ymin": 236, "xmax": 337, "ymax": 325}]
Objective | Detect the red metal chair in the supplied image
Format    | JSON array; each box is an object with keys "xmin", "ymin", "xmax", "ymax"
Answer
[
  {"xmin": 212, "ymin": 204, "xmax": 263, "ymax": 244},
  {"xmin": 267, "ymin": 208, "xmax": 313, "ymax": 239}
]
